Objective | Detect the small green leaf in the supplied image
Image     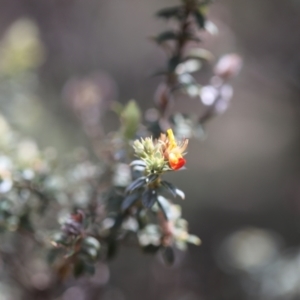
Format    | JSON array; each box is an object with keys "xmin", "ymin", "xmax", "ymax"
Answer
[
  {"xmin": 155, "ymin": 31, "xmax": 179, "ymax": 44},
  {"xmin": 84, "ymin": 247, "xmax": 98, "ymax": 260},
  {"xmin": 83, "ymin": 237, "xmax": 101, "ymax": 250},
  {"xmin": 125, "ymin": 177, "xmax": 146, "ymax": 194},
  {"xmin": 156, "ymin": 6, "xmax": 183, "ymax": 20},
  {"xmin": 107, "ymin": 240, "xmax": 119, "ymax": 260},
  {"xmin": 73, "ymin": 259, "xmax": 85, "ymax": 278},
  {"xmin": 121, "ymin": 192, "xmax": 141, "ymax": 211},
  {"xmin": 168, "ymin": 56, "xmax": 181, "ymax": 73},
  {"xmin": 161, "ymin": 181, "xmax": 177, "ymax": 198},
  {"xmin": 161, "ymin": 246, "xmax": 175, "ymax": 265},
  {"xmin": 142, "ymin": 245, "xmax": 160, "ymax": 254},
  {"xmin": 51, "ymin": 232, "xmax": 69, "ymax": 246},
  {"xmin": 18, "ymin": 213, "xmax": 33, "ymax": 232},
  {"xmin": 182, "ymin": 32, "xmax": 201, "ymax": 43},
  {"xmin": 130, "ymin": 160, "xmax": 147, "ymax": 167},
  {"xmin": 184, "ymin": 48, "xmax": 214, "ymax": 62},
  {"xmin": 194, "ymin": 10, "xmax": 205, "ymax": 29},
  {"xmin": 121, "ymin": 100, "xmax": 141, "ymax": 140},
  {"xmin": 175, "ymin": 188, "xmax": 185, "ymax": 200},
  {"xmin": 142, "ymin": 189, "xmax": 157, "ymax": 208}
]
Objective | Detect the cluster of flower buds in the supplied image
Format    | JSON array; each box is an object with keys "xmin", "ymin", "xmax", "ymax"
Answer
[
  {"xmin": 132, "ymin": 128, "xmax": 188, "ymax": 173},
  {"xmin": 123, "ymin": 129, "xmax": 187, "ymax": 211}
]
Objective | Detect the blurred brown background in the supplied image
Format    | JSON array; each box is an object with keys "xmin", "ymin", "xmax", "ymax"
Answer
[{"xmin": 1, "ymin": 0, "xmax": 300, "ymax": 299}]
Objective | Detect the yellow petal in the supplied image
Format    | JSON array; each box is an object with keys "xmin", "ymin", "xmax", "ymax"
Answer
[{"xmin": 167, "ymin": 129, "xmax": 177, "ymax": 148}]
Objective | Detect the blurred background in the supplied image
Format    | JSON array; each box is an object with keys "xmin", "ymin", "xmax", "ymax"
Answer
[{"xmin": 1, "ymin": 0, "xmax": 300, "ymax": 299}]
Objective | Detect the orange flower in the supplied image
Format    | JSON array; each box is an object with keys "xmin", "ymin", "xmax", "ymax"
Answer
[{"xmin": 159, "ymin": 129, "xmax": 188, "ymax": 170}]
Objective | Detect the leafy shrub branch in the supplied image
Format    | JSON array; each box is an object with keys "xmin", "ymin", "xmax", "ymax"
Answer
[{"xmin": 0, "ymin": 0, "xmax": 241, "ymax": 295}]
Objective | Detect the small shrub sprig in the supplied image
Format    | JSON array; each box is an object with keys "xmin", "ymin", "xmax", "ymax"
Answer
[
  {"xmin": 151, "ymin": 0, "xmax": 241, "ymax": 138},
  {"xmin": 51, "ymin": 126, "xmax": 199, "ymax": 271},
  {"xmin": 0, "ymin": 0, "xmax": 241, "ymax": 295},
  {"xmin": 124, "ymin": 129, "xmax": 188, "ymax": 210}
]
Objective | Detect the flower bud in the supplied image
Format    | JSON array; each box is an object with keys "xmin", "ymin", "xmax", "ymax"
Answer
[
  {"xmin": 143, "ymin": 138, "xmax": 155, "ymax": 154},
  {"xmin": 132, "ymin": 140, "xmax": 145, "ymax": 157}
]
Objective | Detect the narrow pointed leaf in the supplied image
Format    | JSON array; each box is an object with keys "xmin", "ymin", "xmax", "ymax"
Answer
[
  {"xmin": 168, "ymin": 55, "xmax": 181, "ymax": 72},
  {"xmin": 147, "ymin": 174, "xmax": 159, "ymax": 184},
  {"xmin": 132, "ymin": 165, "xmax": 146, "ymax": 173},
  {"xmin": 142, "ymin": 189, "xmax": 157, "ymax": 208},
  {"xmin": 183, "ymin": 32, "xmax": 201, "ymax": 43},
  {"xmin": 161, "ymin": 180, "xmax": 177, "ymax": 198},
  {"xmin": 142, "ymin": 245, "xmax": 160, "ymax": 254},
  {"xmin": 156, "ymin": 6, "xmax": 182, "ymax": 19},
  {"xmin": 121, "ymin": 192, "xmax": 141, "ymax": 211},
  {"xmin": 155, "ymin": 31, "xmax": 178, "ymax": 44},
  {"xmin": 184, "ymin": 48, "xmax": 214, "ymax": 62},
  {"xmin": 130, "ymin": 160, "xmax": 147, "ymax": 167},
  {"xmin": 194, "ymin": 11, "xmax": 205, "ymax": 29},
  {"xmin": 73, "ymin": 259, "xmax": 85, "ymax": 278},
  {"xmin": 175, "ymin": 188, "xmax": 185, "ymax": 200},
  {"xmin": 125, "ymin": 177, "xmax": 146, "ymax": 194},
  {"xmin": 162, "ymin": 246, "xmax": 175, "ymax": 265},
  {"xmin": 107, "ymin": 240, "xmax": 119, "ymax": 260}
]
